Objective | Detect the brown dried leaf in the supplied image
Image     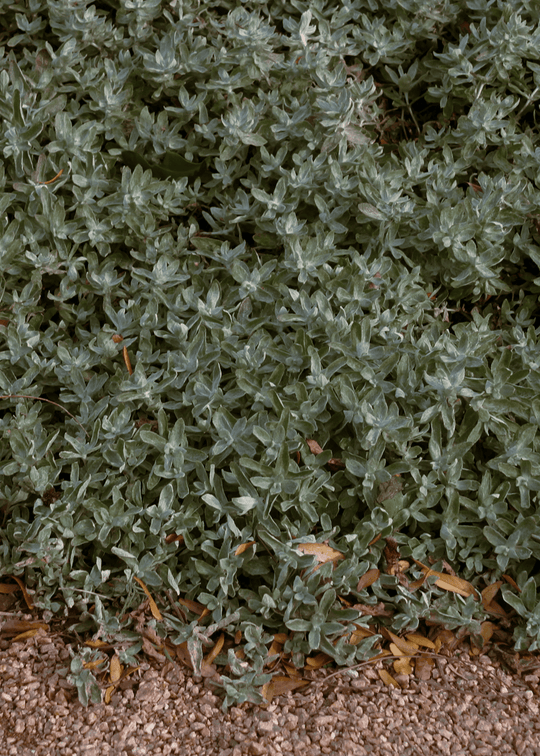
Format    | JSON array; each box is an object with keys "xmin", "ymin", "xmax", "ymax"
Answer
[
  {"xmin": 109, "ymin": 654, "xmax": 122, "ymax": 684},
  {"xmin": 393, "ymin": 656, "xmax": 414, "ymax": 675},
  {"xmin": 384, "ymin": 537, "xmax": 400, "ymax": 573},
  {"xmin": 441, "ymin": 559, "xmax": 457, "ymax": 577},
  {"xmin": 295, "ymin": 542, "xmax": 344, "ymax": 565},
  {"xmin": 305, "ymin": 653, "xmax": 332, "ymax": 669},
  {"xmin": 378, "ymin": 668, "xmax": 400, "ymax": 688},
  {"xmin": 470, "ymin": 621, "xmax": 496, "ymax": 656},
  {"xmin": 377, "ymin": 475, "xmax": 402, "ymax": 503},
  {"xmin": 482, "ymin": 581, "xmax": 502, "ymax": 610},
  {"xmin": 141, "ymin": 636, "xmax": 166, "ymax": 663},
  {"xmin": 267, "ymin": 639, "xmax": 283, "ymax": 659},
  {"xmin": 178, "ymin": 597, "xmax": 207, "ymax": 616},
  {"xmin": 327, "ymin": 457, "xmax": 345, "ymax": 471},
  {"xmin": 12, "ymin": 629, "xmax": 42, "ymax": 641},
  {"xmin": 432, "ymin": 629, "xmax": 457, "ymax": 654},
  {"xmin": 405, "ymin": 633, "xmax": 436, "ymax": 649},
  {"xmin": 383, "ymin": 630, "xmax": 419, "ymax": 656},
  {"xmin": 484, "ymin": 598, "xmax": 508, "ymax": 618},
  {"xmin": 261, "ymin": 676, "xmax": 310, "ymax": 703},
  {"xmin": 123, "ymin": 345, "xmax": 133, "ymax": 375},
  {"xmin": 143, "ymin": 625, "xmax": 163, "ymax": 647},
  {"xmin": 356, "ymin": 568, "xmax": 380, "ymax": 591},
  {"xmin": 395, "ymin": 569, "xmax": 411, "ymax": 590},
  {"xmin": 348, "ymin": 625, "xmax": 375, "ymax": 645},
  {"xmin": 413, "ymin": 559, "xmax": 479, "ymax": 599},
  {"xmin": 0, "ymin": 619, "xmax": 48, "ymax": 637},
  {"xmin": 368, "ymin": 533, "xmax": 382, "ymax": 547},
  {"xmin": 83, "ymin": 657, "xmax": 107, "ymax": 671},
  {"xmin": 164, "ymin": 533, "xmax": 184, "ymax": 544},
  {"xmin": 204, "ymin": 633, "xmax": 224, "ymax": 666},
  {"xmin": 133, "ymin": 576, "xmax": 163, "ymax": 621},
  {"xmin": 415, "ymin": 656, "xmax": 435, "ymax": 681},
  {"xmin": 7, "ymin": 575, "xmax": 34, "ymax": 609},
  {"xmin": 306, "ymin": 439, "xmax": 324, "ymax": 455},
  {"xmin": 119, "ymin": 665, "xmax": 139, "ymax": 682},
  {"xmin": 234, "ymin": 541, "xmax": 256, "ymax": 556},
  {"xmin": 408, "ymin": 576, "xmax": 427, "ymax": 592},
  {"xmin": 502, "ymin": 573, "xmax": 520, "ymax": 591},
  {"xmin": 352, "ymin": 602, "xmax": 392, "ymax": 616},
  {"xmin": 85, "ymin": 639, "xmax": 111, "ymax": 649},
  {"xmin": 200, "ymin": 660, "xmax": 220, "ymax": 679},
  {"xmin": 174, "ymin": 641, "xmax": 193, "ymax": 669},
  {"xmin": 0, "ymin": 583, "xmax": 19, "ymax": 594},
  {"xmin": 282, "ymin": 662, "xmax": 304, "ymax": 678}
]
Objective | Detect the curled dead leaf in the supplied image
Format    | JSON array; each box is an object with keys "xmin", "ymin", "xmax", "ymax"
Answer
[
  {"xmin": 356, "ymin": 568, "xmax": 380, "ymax": 591},
  {"xmin": 377, "ymin": 475, "xmax": 402, "ymax": 503},
  {"xmin": 133, "ymin": 576, "xmax": 163, "ymax": 621},
  {"xmin": 123, "ymin": 345, "xmax": 133, "ymax": 375},
  {"xmin": 7, "ymin": 575, "xmax": 34, "ymax": 609},
  {"xmin": 85, "ymin": 639, "xmax": 110, "ymax": 649},
  {"xmin": 12, "ymin": 629, "xmax": 43, "ymax": 641},
  {"xmin": 306, "ymin": 439, "xmax": 324, "ymax": 455},
  {"xmin": 234, "ymin": 541, "xmax": 256, "ymax": 556},
  {"xmin": 267, "ymin": 639, "xmax": 283, "ymax": 659},
  {"xmin": 282, "ymin": 662, "xmax": 304, "ymax": 679},
  {"xmin": 327, "ymin": 457, "xmax": 345, "ymax": 471},
  {"xmin": 0, "ymin": 619, "xmax": 48, "ymax": 637},
  {"xmin": 413, "ymin": 559, "xmax": 479, "ymax": 599},
  {"xmin": 405, "ymin": 633, "xmax": 436, "ymax": 649},
  {"xmin": 200, "ymin": 660, "xmax": 220, "ymax": 679},
  {"xmin": 174, "ymin": 641, "xmax": 193, "ymax": 669},
  {"xmin": 384, "ymin": 537, "xmax": 400, "ymax": 574},
  {"xmin": 0, "ymin": 583, "xmax": 19, "ymax": 594},
  {"xmin": 348, "ymin": 625, "xmax": 376, "ymax": 645},
  {"xmin": 368, "ymin": 533, "xmax": 382, "ymax": 547},
  {"xmin": 83, "ymin": 657, "xmax": 107, "ymax": 671},
  {"xmin": 109, "ymin": 653, "xmax": 122, "ymax": 684},
  {"xmin": 352, "ymin": 602, "xmax": 392, "ymax": 616},
  {"xmin": 383, "ymin": 629, "xmax": 419, "ymax": 656},
  {"xmin": 502, "ymin": 573, "xmax": 520, "ymax": 591},
  {"xmin": 261, "ymin": 675, "xmax": 310, "ymax": 703},
  {"xmin": 178, "ymin": 597, "xmax": 207, "ymax": 616},
  {"xmin": 378, "ymin": 668, "xmax": 400, "ymax": 688},
  {"xmin": 296, "ymin": 542, "xmax": 344, "ymax": 566},
  {"xmin": 482, "ymin": 581, "xmax": 502, "ymax": 609},
  {"xmin": 432, "ymin": 629, "xmax": 458, "ymax": 654},
  {"xmin": 393, "ymin": 656, "xmax": 414, "ymax": 675},
  {"xmin": 204, "ymin": 633, "xmax": 224, "ymax": 666},
  {"xmin": 141, "ymin": 636, "xmax": 166, "ymax": 663},
  {"xmin": 305, "ymin": 653, "xmax": 332, "ymax": 669},
  {"xmin": 415, "ymin": 655, "xmax": 435, "ymax": 681},
  {"xmin": 470, "ymin": 621, "xmax": 496, "ymax": 656},
  {"xmin": 165, "ymin": 533, "xmax": 184, "ymax": 544}
]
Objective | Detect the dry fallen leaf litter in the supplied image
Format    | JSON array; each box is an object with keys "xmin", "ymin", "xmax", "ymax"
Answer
[
  {"xmin": 1, "ymin": 616, "xmax": 540, "ymax": 756},
  {"xmin": 1, "ymin": 438, "xmax": 539, "ymax": 754}
]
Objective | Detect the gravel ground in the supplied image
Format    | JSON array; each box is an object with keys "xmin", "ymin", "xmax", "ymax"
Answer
[{"xmin": 1, "ymin": 617, "xmax": 540, "ymax": 756}]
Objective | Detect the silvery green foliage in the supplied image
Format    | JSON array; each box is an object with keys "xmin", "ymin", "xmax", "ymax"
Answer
[{"xmin": 1, "ymin": 0, "xmax": 540, "ymax": 707}]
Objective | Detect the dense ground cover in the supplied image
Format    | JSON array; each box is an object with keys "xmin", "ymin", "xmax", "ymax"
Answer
[{"xmin": 1, "ymin": 0, "xmax": 540, "ymax": 707}]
